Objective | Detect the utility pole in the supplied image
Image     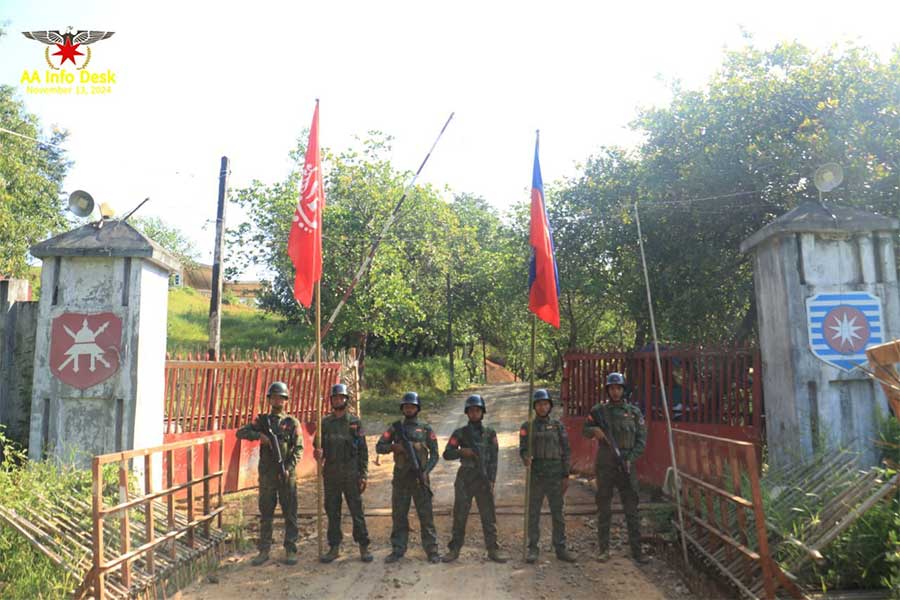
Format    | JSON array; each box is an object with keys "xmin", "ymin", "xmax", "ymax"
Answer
[
  {"xmin": 447, "ymin": 271, "xmax": 456, "ymax": 391},
  {"xmin": 208, "ymin": 156, "xmax": 229, "ymax": 361}
]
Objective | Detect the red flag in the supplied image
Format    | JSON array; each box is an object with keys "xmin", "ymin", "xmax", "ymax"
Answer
[
  {"xmin": 528, "ymin": 132, "xmax": 560, "ymax": 328},
  {"xmin": 288, "ymin": 101, "xmax": 324, "ymax": 308}
]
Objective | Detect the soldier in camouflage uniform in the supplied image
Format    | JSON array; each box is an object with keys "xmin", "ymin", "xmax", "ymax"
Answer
[
  {"xmin": 375, "ymin": 392, "xmax": 442, "ymax": 563},
  {"xmin": 236, "ymin": 381, "xmax": 303, "ymax": 566},
  {"xmin": 583, "ymin": 372, "xmax": 648, "ymax": 563},
  {"xmin": 520, "ymin": 389, "xmax": 577, "ymax": 564},
  {"xmin": 442, "ymin": 394, "xmax": 509, "ymax": 563},
  {"xmin": 314, "ymin": 383, "xmax": 372, "ymax": 563}
]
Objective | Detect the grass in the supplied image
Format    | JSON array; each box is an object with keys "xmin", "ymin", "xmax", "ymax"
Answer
[
  {"xmin": 0, "ymin": 428, "xmax": 120, "ymax": 598},
  {"xmin": 360, "ymin": 355, "xmax": 472, "ymax": 425},
  {"xmin": 166, "ymin": 287, "xmax": 309, "ymax": 353}
]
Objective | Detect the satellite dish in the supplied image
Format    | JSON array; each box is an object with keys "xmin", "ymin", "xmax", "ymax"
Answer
[
  {"xmin": 67, "ymin": 190, "xmax": 95, "ymax": 218},
  {"xmin": 813, "ymin": 163, "xmax": 844, "ymax": 193}
]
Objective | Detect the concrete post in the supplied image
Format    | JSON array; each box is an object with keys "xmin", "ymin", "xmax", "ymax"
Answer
[
  {"xmin": 27, "ymin": 221, "xmax": 179, "ymax": 473},
  {"xmin": 741, "ymin": 202, "xmax": 900, "ymax": 467}
]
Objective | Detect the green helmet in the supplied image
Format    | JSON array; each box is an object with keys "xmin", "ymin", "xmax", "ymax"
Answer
[
  {"xmin": 400, "ymin": 391, "xmax": 420, "ymax": 410},
  {"xmin": 330, "ymin": 383, "xmax": 349, "ymax": 408},
  {"xmin": 267, "ymin": 381, "xmax": 289, "ymax": 398},
  {"xmin": 605, "ymin": 372, "xmax": 626, "ymax": 387},
  {"xmin": 330, "ymin": 383, "xmax": 350, "ymax": 398},
  {"xmin": 532, "ymin": 388, "xmax": 553, "ymax": 409},
  {"xmin": 464, "ymin": 394, "xmax": 486, "ymax": 414}
]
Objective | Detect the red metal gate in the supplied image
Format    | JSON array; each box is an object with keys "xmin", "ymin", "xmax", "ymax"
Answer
[
  {"xmin": 561, "ymin": 345, "xmax": 764, "ymax": 486},
  {"xmin": 163, "ymin": 353, "xmax": 341, "ymax": 492}
]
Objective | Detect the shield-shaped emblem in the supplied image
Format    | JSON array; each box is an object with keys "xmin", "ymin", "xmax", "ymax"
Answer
[
  {"xmin": 50, "ymin": 312, "xmax": 123, "ymax": 389},
  {"xmin": 806, "ymin": 292, "xmax": 883, "ymax": 372}
]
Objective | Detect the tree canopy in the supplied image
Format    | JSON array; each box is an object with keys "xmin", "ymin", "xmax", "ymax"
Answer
[{"xmin": 228, "ymin": 41, "xmax": 900, "ymax": 379}]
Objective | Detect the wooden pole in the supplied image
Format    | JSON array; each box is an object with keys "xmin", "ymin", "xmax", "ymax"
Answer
[
  {"xmin": 315, "ymin": 281, "xmax": 324, "ymax": 558},
  {"xmin": 447, "ymin": 272, "xmax": 456, "ymax": 391},
  {"xmin": 208, "ymin": 156, "xmax": 229, "ymax": 360},
  {"xmin": 634, "ymin": 201, "xmax": 690, "ymax": 566},
  {"xmin": 482, "ymin": 333, "xmax": 488, "ymax": 384},
  {"xmin": 523, "ymin": 314, "xmax": 536, "ymax": 559}
]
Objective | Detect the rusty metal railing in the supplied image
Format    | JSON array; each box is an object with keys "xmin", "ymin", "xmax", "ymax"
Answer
[
  {"xmin": 671, "ymin": 429, "xmax": 802, "ymax": 600},
  {"xmin": 88, "ymin": 434, "xmax": 226, "ymax": 599}
]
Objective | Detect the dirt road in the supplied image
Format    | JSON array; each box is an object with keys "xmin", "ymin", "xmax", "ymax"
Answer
[{"xmin": 182, "ymin": 383, "xmax": 692, "ymax": 600}]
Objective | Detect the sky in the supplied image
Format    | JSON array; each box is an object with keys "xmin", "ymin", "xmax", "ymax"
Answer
[{"xmin": 1, "ymin": 0, "xmax": 898, "ymax": 274}]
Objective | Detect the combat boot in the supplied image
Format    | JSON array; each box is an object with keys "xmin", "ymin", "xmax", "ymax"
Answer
[
  {"xmin": 487, "ymin": 548, "xmax": 509, "ymax": 563},
  {"xmin": 556, "ymin": 548, "xmax": 577, "ymax": 563},
  {"xmin": 525, "ymin": 547, "xmax": 539, "ymax": 564},
  {"xmin": 442, "ymin": 548, "xmax": 460, "ymax": 563},
  {"xmin": 250, "ymin": 550, "xmax": 269, "ymax": 566},
  {"xmin": 320, "ymin": 545, "xmax": 340, "ymax": 563},
  {"xmin": 427, "ymin": 552, "xmax": 442, "ymax": 564},
  {"xmin": 596, "ymin": 550, "xmax": 611, "ymax": 563},
  {"xmin": 284, "ymin": 550, "xmax": 298, "ymax": 565},
  {"xmin": 359, "ymin": 544, "xmax": 373, "ymax": 562},
  {"xmin": 384, "ymin": 552, "xmax": 403, "ymax": 563}
]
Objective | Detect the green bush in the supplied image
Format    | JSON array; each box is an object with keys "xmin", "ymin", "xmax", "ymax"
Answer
[
  {"xmin": 0, "ymin": 428, "xmax": 124, "ymax": 599},
  {"xmin": 361, "ymin": 355, "xmax": 471, "ymax": 418}
]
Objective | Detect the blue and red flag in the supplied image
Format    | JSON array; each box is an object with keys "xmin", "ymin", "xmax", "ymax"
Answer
[{"xmin": 528, "ymin": 132, "xmax": 560, "ymax": 328}]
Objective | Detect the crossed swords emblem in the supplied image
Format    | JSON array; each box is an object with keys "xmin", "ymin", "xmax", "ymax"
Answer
[{"xmin": 57, "ymin": 318, "xmax": 112, "ymax": 373}]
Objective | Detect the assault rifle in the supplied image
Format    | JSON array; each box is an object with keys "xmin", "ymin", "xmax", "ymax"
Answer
[
  {"xmin": 258, "ymin": 415, "xmax": 288, "ymax": 482},
  {"xmin": 595, "ymin": 409, "xmax": 629, "ymax": 475},
  {"xmin": 396, "ymin": 423, "xmax": 433, "ymax": 497},
  {"xmin": 465, "ymin": 427, "xmax": 490, "ymax": 482}
]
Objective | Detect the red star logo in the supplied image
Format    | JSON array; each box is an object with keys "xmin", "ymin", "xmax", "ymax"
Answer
[{"xmin": 52, "ymin": 39, "xmax": 84, "ymax": 65}]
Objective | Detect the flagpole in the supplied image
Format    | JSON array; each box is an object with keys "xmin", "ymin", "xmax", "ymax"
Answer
[
  {"xmin": 523, "ymin": 313, "xmax": 536, "ymax": 560},
  {"xmin": 315, "ymin": 280, "xmax": 324, "ymax": 558},
  {"xmin": 634, "ymin": 201, "xmax": 689, "ymax": 566}
]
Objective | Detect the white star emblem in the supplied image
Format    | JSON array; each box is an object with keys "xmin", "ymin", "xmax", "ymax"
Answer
[{"xmin": 827, "ymin": 312, "xmax": 864, "ymax": 351}]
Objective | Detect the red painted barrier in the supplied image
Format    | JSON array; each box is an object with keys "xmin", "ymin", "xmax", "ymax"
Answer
[
  {"xmin": 562, "ymin": 345, "xmax": 764, "ymax": 486},
  {"xmin": 163, "ymin": 358, "xmax": 341, "ymax": 492}
]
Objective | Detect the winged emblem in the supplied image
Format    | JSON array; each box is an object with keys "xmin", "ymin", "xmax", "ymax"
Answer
[
  {"xmin": 22, "ymin": 27, "xmax": 114, "ymax": 68},
  {"xmin": 22, "ymin": 28, "xmax": 115, "ymax": 46}
]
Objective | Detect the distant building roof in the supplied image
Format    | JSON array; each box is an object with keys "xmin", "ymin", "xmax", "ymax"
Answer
[
  {"xmin": 740, "ymin": 201, "xmax": 900, "ymax": 254},
  {"xmin": 184, "ymin": 264, "xmax": 213, "ymax": 290}
]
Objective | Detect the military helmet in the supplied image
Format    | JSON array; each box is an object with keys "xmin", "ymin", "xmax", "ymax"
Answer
[
  {"xmin": 464, "ymin": 394, "xmax": 486, "ymax": 414},
  {"xmin": 532, "ymin": 388, "xmax": 553, "ymax": 409},
  {"xmin": 400, "ymin": 391, "xmax": 420, "ymax": 410},
  {"xmin": 267, "ymin": 381, "xmax": 289, "ymax": 398},
  {"xmin": 605, "ymin": 372, "xmax": 626, "ymax": 387},
  {"xmin": 330, "ymin": 383, "xmax": 350, "ymax": 398}
]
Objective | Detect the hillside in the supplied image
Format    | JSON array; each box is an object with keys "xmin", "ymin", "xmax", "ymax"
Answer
[{"xmin": 166, "ymin": 287, "xmax": 307, "ymax": 353}]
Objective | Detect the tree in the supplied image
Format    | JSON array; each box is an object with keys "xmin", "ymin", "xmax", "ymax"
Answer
[
  {"xmin": 0, "ymin": 54, "xmax": 71, "ymax": 277},
  {"xmin": 131, "ymin": 216, "xmax": 201, "ymax": 271},
  {"xmin": 549, "ymin": 41, "xmax": 900, "ymax": 346}
]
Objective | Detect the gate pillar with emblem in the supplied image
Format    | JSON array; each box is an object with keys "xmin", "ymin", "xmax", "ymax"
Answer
[
  {"xmin": 27, "ymin": 221, "xmax": 180, "ymax": 467},
  {"xmin": 741, "ymin": 201, "xmax": 900, "ymax": 467}
]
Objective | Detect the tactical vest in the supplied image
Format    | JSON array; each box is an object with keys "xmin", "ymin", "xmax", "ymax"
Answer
[
  {"xmin": 530, "ymin": 418, "xmax": 563, "ymax": 460},
  {"xmin": 459, "ymin": 424, "xmax": 487, "ymax": 471},
  {"xmin": 601, "ymin": 403, "xmax": 638, "ymax": 450},
  {"xmin": 322, "ymin": 415, "xmax": 362, "ymax": 470},
  {"xmin": 259, "ymin": 414, "xmax": 298, "ymax": 472},
  {"xmin": 393, "ymin": 420, "xmax": 429, "ymax": 472}
]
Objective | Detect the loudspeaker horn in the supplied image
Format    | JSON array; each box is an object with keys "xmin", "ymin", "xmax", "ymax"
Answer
[
  {"xmin": 813, "ymin": 163, "xmax": 844, "ymax": 193},
  {"xmin": 67, "ymin": 190, "xmax": 95, "ymax": 218}
]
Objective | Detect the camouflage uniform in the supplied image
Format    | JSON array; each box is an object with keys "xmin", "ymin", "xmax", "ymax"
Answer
[
  {"xmin": 315, "ymin": 412, "xmax": 370, "ymax": 548},
  {"xmin": 236, "ymin": 412, "xmax": 303, "ymax": 553},
  {"xmin": 443, "ymin": 422, "xmax": 500, "ymax": 553},
  {"xmin": 583, "ymin": 401, "xmax": 647, "ymax": 557},
  {"xmin": 375, "ymin": 417, "xmax": 440, "ymax": 557},
  {"xmin": 520, "ymin": 416, "xmax": 571, "ymax": 553}
]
